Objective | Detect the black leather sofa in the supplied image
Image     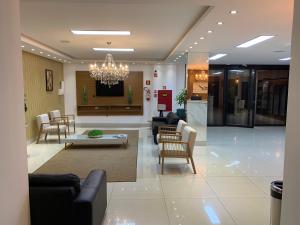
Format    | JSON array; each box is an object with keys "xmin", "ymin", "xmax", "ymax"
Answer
[
  {"xmin": 152, "ymin": 112, "xmax": 180, "ymax": 144},
  {"xmin": 29, "ymin": 170, "xmax": 107, "ymax": 225}
]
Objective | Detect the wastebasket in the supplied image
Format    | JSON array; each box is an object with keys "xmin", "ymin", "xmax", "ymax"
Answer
[{"xmin": 270, "ymin": 181, "xmax": 283, "ymax": 225}]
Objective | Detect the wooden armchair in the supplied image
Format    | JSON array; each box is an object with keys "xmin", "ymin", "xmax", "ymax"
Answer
[
  {"xmin": 36, "ymin": 114, "xmax": 67, "ymax": 144},
  {"xmin": 49, "ymin": 110, "xmax": 75, "ymax": 134},
  {"xmin": 158, "ymin": 126, "xmax": 197, "ymax": 174},
  {"xmin": 157, "ymin": 120, "xmax": 187, "ymax": 144}
]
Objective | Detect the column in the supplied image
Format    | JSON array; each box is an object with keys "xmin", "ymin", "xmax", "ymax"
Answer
[{"xmin": 0, "ymin": 0, "xmax": 29, "ymax": 225}]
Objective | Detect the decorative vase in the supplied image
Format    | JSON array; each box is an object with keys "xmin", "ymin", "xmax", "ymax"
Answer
[
  {"xmin": 128, "ymin": 86, "xmax": 133, "ymax": 105},
  {"xmin": 82, "ymin": 86, "xmax": 88, "ymax": 105}
]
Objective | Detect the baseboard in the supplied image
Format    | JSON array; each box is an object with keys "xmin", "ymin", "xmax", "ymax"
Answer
[{"xmin": 76, "ymin": 123, "xmax": 151, "ymax": 128}]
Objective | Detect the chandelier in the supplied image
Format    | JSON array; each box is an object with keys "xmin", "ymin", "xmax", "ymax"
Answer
[
  {"xmin": 195, "ymin": 70, "xmax": 208, "ymax": 81},
  {"xmin": 89, "ymin": 53, "xmax": 129, "ymax": 87}
]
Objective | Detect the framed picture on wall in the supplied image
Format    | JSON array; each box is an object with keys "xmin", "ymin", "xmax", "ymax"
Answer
[{"xmin": 45, "ymin": 69, "xmax": 53, "ymax": 92}]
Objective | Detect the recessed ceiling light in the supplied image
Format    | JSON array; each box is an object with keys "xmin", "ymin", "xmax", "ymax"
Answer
[
  {"xmin": 31, "ymin": 48, "xmax": 35, "ymax": 51},
  {"xmin": 208, "ymin": 30, "xmax": 213, "ymax": 34},
  {"xmin": 40, "ymin": 51, "xmax": 43, "ymax": 54},
  {"xmin": 59, "ymin": 59, "xmax": 62, "ymax": 61},
  {"xmin": 179, "ymin": 55, "xmax": 182, "ymax": 58},
  {"xmin": 189, "ymin": 46, "xmax": 193, "ymax": 49},
  {"xmin": 230, "ymin": 10, "xmax": 238, "ymax": 15},
  {"xmin": 71, "ymin": 30, "xmax": 131, "ymax": 36},
  {"xmin": 237, "ymin": 35, "xmax": 274, "ymax": 48},
  {"xmin": 93, "ymin": 48, "xmax": 134, "ymax": 52},
  {"xmin": 81, "ymin": 61, "xmax": 84, "ymax": 64},
  {"xmin": 53, "ymin": 56, "xmax": 56, "ymax": 59},
  {"xmin": 279, "ymin": 57, "xmax": 291, "ymax": 61},
  {"xmin": 217, "ymin": 21, "xmax": 223, "ymax": 25},
  {"xmin": 47, "ymin": 54, "xmax": 51, "ymax": 57},
  {"xmin": 209, "ymin": 54, "xmax": 227, "ymax": 60},
  {"xmin": 194, "ymin": 42, "xmax": 198, "ymax": 45},
  {"xmin": 200, "ymin": 37, "xmax": 205, "ymax": 40},
  {"xmin": 21, "ymin": 45, "xmax": 25, "ymax": 48}
]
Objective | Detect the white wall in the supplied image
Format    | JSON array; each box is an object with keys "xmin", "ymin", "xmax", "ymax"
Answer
[
  {"xmin": 63, "ymin": 63, "xmax": 185, "ymax": 125},
  {"xmin": 0, "ymin": 0, "xmax": 29, "ymax": 225},
  {"xmin": 281, "ymin": 1, "xmax": 300, "ymax": 224}
]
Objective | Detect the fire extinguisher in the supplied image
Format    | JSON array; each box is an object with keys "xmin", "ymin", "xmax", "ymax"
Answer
[{"xmin": 144, "ymin": 87, "xmax": 151, "ymax": 101}]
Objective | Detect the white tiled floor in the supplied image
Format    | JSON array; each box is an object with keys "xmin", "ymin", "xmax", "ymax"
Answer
[{"xmin": 27, "ymin": 126, "xmax": 285, "ymax": 225}]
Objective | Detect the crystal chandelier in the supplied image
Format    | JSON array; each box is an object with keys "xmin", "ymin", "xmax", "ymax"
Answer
[{"xmin": 89, "ymin": 53, "xmax": 129, "ymax": 87}]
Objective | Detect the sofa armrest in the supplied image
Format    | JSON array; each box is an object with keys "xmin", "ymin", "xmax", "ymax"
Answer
[{"xmin": 73, "ymin": 170, "xmax": 107, "ymax": 225}]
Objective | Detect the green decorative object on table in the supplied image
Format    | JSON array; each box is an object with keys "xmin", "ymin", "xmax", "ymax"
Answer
[
  {"xmin": 88, "ymin": 130, "xmax": 104, "ymax": 138},
  {"xmin": 128, "ymin": 85, "xmax": 133, "ymax": 105}
]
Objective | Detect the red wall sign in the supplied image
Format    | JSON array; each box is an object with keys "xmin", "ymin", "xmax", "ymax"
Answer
[{"xmin": 158, "ymin": 90, "xmax": 172, "ymax": 111}]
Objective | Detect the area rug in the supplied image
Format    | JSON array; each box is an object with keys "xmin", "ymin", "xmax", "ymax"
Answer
[{"xmin": 34, "ymin": 130, "xmax": 139, "ymax": 182}]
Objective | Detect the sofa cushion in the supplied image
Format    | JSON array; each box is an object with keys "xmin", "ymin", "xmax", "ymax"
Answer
[{"xmin": 29, "ymin": 173, "xmax": 81, "ymax": 197}]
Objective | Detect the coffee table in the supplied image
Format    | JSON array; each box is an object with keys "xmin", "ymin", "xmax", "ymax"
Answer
[{"xmin": 63, "ymin": 134, "xmax": 128, "ymax": 149}]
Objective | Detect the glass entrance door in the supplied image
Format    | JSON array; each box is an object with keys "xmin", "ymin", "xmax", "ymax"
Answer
[{"xmin": 225, "ymin": 69, "xmax": 255, "ymax": 127}]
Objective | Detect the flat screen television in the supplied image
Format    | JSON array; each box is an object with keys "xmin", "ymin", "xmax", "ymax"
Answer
[{"xmin": 95, "ymin": 81, "xmax": 124, "ymax": 96}]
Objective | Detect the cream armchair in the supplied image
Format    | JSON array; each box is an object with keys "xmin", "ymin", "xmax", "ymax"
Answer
[
  {"xmin": 36, "ymin": 114, "xmax": 67, "ymax": 144},
  {"xmin": 158, "ymin": 126, "xmax": 197, "ymax": 174},
  {"xmin": 157, "ymin": 120, "xmax": 187, "ymax": 144},
  {"xmin": 49, "ymin": 110, "xmax": 75, "ymax": 134}
]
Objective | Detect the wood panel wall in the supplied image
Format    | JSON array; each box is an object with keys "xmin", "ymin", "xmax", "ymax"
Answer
[
  {"xmin": 23, "ymin": 51, "xmax": 64, "ymax": 141},
  {"xmin": 76, "ymin": 71, "xmax": 143, "ymax": 106}
]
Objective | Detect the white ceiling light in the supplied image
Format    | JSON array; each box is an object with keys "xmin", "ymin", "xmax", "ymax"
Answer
[
  {"xmin": 189, "ymin": 46, "xmax": 193, "ymax": 49},
  {"xmin": 279, "ymin": 57, "xmax": 291, "ymax": 61},
  {"xmin": 93, "ymin": 48, "xmax": 134, "ymax": 52},
  {"xmin": 31, "ymin": 48, "xmax": 35, "ymax": 51},
  {"xmin": 209, "ymin": 54, "xmax": 227, "ymax": 60},
  {"xmin": 208, "ymin": 30, "xmax": 213, "ymax": 34},
  {"xmin": 237, "ymin": 35, "xmax": 274, "ymax": 48},
  {"xmin": 21, "ymin": 45, "xmax": 25, "ymax": 48},
  {"xmin": 194, "ymin": 42, "xmax": 198, "ymax": 45},
  {"xmin": 71, "ymin": 30, "xmax": 131, "ymax": 36},
  {"xmin": 40, "ymin": 51, "xmax": 43, "ymax": 54},
  {"xmin": 47, "ymin": 54, "xmax": 51, "ymax": 57},
  {"xmin": 217, "ymin": 22, "xmax": 223, "ymax": 25},
  {"xmin": 200, "ymin": 37, "xmax": 205, "ymax": 40},
  {"xmin": 53, "ymin": 56, "xmax": 56, "ymax": 59},
  {"xmin": 230, "ymin": 10, "xmax": 238, "ymax": 15}
]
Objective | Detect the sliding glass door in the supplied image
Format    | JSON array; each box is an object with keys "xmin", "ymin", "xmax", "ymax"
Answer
[{"xmin": 225, "ymin": 68, "xmax": 255, "ymax": 127}]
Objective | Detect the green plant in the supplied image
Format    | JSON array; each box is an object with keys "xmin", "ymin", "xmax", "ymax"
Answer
[
  {"xmin": 176, "ymin": 89, "xmax": 187, "ymax": 107},
  {"xmin": 88, "ymin": 130, "xmax": 104, "ymax": 137}
]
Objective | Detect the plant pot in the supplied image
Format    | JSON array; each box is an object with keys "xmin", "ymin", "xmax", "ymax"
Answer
[{"xmin": 176, "ymin": 108, "xmax": 186, "ymax": 120}]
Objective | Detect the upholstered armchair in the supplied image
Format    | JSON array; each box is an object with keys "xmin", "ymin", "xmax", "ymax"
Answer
[
  {"xmin": 158, "ymin": 126, "xmax": 197, "ymax": 174},
  {"xmin": 36, "ymin": 114, "xmax": 67, "ymax": 144},
  {"xmin": 157, "ymin": 120, "xmax": 187, "ymax": 144},
  {"xmin": 49, "ymin": 109, "xmax": 75, "ymax": 134}
]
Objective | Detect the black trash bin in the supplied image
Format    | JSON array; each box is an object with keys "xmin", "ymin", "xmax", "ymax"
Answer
[{"xmin": 270, "ymin": 181, "xmax": 283, "ymax": 225}]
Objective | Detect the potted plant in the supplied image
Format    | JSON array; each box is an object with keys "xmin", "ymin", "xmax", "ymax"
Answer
[{"xmin": 175, "ymin": 89, "xmax": 187, "ymax": 120}]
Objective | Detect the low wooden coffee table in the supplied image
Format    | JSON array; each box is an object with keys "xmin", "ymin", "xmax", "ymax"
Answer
[{"xmin": 63, "ymin": 134, "xmax": 128, "ymax": 149}]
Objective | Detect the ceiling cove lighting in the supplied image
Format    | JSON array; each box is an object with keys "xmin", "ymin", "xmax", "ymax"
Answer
[
  {"xmin": 93, "ymin": 48, "xmax": 134, "ymax": 52},
  {"xmin": 71, "ymin": 30, "xmax": 131, "ymax": 36},
  {"xmin": 279, "ymin": 57, "xmax": 291, "ymax": 61},
  {"xmin": 237, "ymin": 36, "xmax": 274, "ymax": 48},
  {"xmin": 209, "ymin": 54, "xmax": 227, "ymax": 61}
]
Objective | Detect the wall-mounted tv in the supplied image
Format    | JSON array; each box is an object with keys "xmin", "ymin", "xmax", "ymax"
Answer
[{"xmin": 95, "ymin": 81, "xmax": 124, "ymax": 96}]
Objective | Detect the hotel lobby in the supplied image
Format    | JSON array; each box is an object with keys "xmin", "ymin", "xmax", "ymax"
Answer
[{"xmin": 1, "ymin": 0, "xmax": 300, "ymax": 225}]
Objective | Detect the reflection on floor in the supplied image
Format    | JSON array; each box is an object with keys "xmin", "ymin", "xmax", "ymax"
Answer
[{"xmin": 27, "ymin": 126, "xmax": 285, "ymax": 225}]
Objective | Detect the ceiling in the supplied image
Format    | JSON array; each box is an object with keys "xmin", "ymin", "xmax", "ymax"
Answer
[{"xmin": 20, "ymin": 0, "xmax": 294, "ymax": 65}]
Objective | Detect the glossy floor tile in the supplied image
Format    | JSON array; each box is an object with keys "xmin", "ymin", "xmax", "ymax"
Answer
[{"xmin": 27, "ymin": 126, "xmax": 285, "ymax": 225}]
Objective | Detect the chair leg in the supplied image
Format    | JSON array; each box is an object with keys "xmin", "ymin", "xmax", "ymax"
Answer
[
  {"xmin": 58, "ymin": 130, "xmax": 61, "ymax": 144},
  {"xmin": 161, "ymin": 156, "xmax": 164, "ymax": 174},
  {"xmin": 67, "ymin": 124, "xmax": 70, "ymax": 135},
  {"xmin": 159, "ymin": 154, "xmax": 161, "ymax": 164},
  {"xmin": 44, "ymin": 133, "xmax": 48, "ymax": 141},
  {"xmin": 74, "ymin": 123, "xmax": 76, "ymax": 133},
  {"xmin": 186, "ymin": 156, "xmax": 190, "ymax": 164},
  {"xmin": 36, "ymin": 129, "xmax": 42, "ymax": 144},
  {"xmin": 65, "ymin": 129, "xmax": 67, "ymax": 138},
  {"xmin": 190, "ymin": 156, "xmax": 197, "ymax": 174}
]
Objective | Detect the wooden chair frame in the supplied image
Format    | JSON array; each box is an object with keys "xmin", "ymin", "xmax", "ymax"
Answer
[
  {"xmin": 36, "ymin": 122, "xmax": 67, "ymax": 144},
  {"xmin": 52, "ymin": 114, "xmax": 75, "ymax": 134}
]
